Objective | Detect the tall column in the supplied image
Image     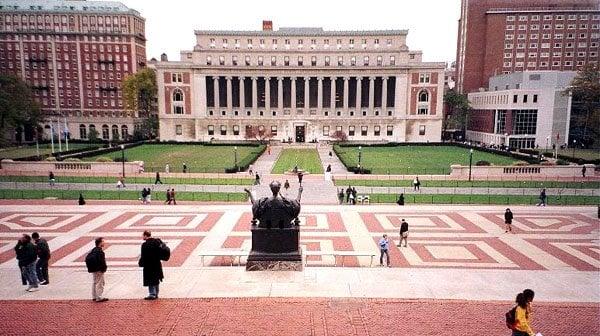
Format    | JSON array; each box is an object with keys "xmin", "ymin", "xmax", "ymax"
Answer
[
  {"xmin": 382, "ymin": 77, "xmax": 388, "ymax": 112},
  {"xmin": 304, "ymin": 76, "xmax": 310, "ymax": 110},
  {"xmin": 265, "ymin": 77, "xmax": 271, "ymax": 111},
  {"xmin": 330, "ymin": 77, "xmax": 336, "ymax": 109},
  {"xmin": 251, "ymin": 77, "xmax": 258, "ymax": 112},
  {"xmin": 291, "ymin": 77, "xmax": 297, "ymax": 109},
  {"xmin": 317, "ymin": 77, "xmax": 323, "ymax": 110},
  {"xmin": 239, "ymin": 76, "xmax": 245, "ymax": 109},
  {"xmin": 343, "ymin": 77, "xmax": 349, "ymax": 109},
  {"xmin": 226, "ymin": 76, "xmax": 233, "ymax": 110},
  {"xmin": 277, "ymin": 77, "xmax": 283, "ymax": 110},
  {"xmin": 356, "ymin": 77, "xmax": 362, "ymax": 110},
  {"xmin": 369, "ymin": 76, "xmax": 375, "ymax": 111},
  {"xmin": 213, "ymin": 76, "xmax": 220, "ymax": 108}
]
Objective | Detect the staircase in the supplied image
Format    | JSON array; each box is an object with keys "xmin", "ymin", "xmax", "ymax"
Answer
[{"xmin": 251, "ymin": 174, "xmax": 340, "ymax": 205}]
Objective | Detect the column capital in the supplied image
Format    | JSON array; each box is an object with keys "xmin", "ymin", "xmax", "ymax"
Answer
[
  {"xmin": 239, "ymin": 76, "xmax": 245, "ymax": 80},
  {"xmin": 304, "ymin": 76, "xmax": 310, "ymax": 81},
  {"xmin": 356, "ymin": 76, "xmax": 362, "ymax": 81},
  {"xmin": 290, "ymin": 76, "xmax": 297, "ymax": 81},
  {"xmin": 265, "ymin": 76, "xmax": 271, "ymax": 82},
  {"xmin": 369, "ymin": 76, "xmax": 376, "ymax": 81},
  {"xmin": 343, "ymin": 76, "xmax": 350, "ymax": 81},
  {"xmin": 382, "ymin": 76, "xmax": 388, "ymax": 81},
  {"xmin": 251, "ymin": 76, "xmax": 258, "ymax": 81},
  {"xmin": 277, "ymin": 76, "xmax": 283, "ymax": 81},
  {"xmin": 317, "ymin": 76, "xmax": 324, "ymax": 81},
  {"xmin": 225, "ymin": 76, "xmax": 233, "ymax": 80}
]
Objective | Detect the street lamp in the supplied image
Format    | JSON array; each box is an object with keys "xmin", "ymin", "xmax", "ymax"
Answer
[
  {"xmin": 358, "ymin": 146, "xmax": 362, "ymax": 173},
  {"xmin": 234, "ymin": 146, "xmax": 238, "ymax": 171},
  {"xmin": 120, "ymin": 144, "xmax": 125, "ymax": 179},
  {"xmin": 468, "ymin": 148, "xmax": 474, "ymax": 182},
  {"xmin": 572, "ymin": 139, "xmax": 577, "ymax": 159}
]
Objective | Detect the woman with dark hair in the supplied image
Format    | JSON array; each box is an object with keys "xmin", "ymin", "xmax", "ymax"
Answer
[{"xmin": 513, "ymin": 290, "xmax": 535, "ymax": 336}]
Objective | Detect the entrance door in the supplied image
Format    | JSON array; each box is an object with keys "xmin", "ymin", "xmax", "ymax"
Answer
[{"xmin": 295, "ymin": 126, "xmax": 305, "ymax": 143}]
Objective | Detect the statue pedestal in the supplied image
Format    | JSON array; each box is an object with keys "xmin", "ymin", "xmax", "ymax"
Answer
[{"xmin": 246, "ymin": 226, "xmax": 303, "ymax": 271}]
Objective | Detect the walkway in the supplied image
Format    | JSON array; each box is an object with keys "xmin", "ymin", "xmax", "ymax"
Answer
[
  {"xmin": 249, "ymin": 145, "xmax": 281, "ymax": 175},
  {"xmin": 317, "ymin": 144, "xmax": 348, "ymax": 174}
]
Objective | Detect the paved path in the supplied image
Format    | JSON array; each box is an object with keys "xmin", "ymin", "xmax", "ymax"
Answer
[
  {"xmin": 250, "ymin": 146, "xmax": 281, "ymax": 175},
  {"xmin": 0, "ymin": 298, "xmax": 597, "ymax": 336},
  {"xmin": 317, "ymin": 144, "xmax": 348, "ymax": 174}
]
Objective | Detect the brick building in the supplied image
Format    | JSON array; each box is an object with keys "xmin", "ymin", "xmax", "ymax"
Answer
[
  {"xmin": 152, "ymin": 23, "xmax": 445, "ymax": 143},
  {"xmin": 0, "ymin": 0, "xmax": 146, "ymax": 143},
  {"xmin": 456, "ymin": 0, "xmax": 600, "ymax": 94}
]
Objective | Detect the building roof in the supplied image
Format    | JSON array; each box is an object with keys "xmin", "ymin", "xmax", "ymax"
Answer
[
  {"xmin": 0, "ymin": 0, "xmax": 141, "ymax": 16},
  {"xmin": 194, "ymin": 27, "xmax": 408, "ymax": 37}
]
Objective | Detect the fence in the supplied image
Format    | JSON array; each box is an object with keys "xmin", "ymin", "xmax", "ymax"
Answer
[{"xmin": 361, "ymin": 194, "xmax": 600, "ymax": 206}]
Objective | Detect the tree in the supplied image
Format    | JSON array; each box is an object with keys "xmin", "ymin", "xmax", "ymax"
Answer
[
  {"xmin": 331, "ymin": 130, "xmax": 348, "ymax": 142},
  {"xmin": 443, "ymin": 89, "xmax": 471, "ymax": 140},
  {"xmin": 565, "ymin": 64, "xmax": 600, "ymax": 147},
  {"xmin": 0, "ymin": 75, "xmax": 42, "ymax": 145},
  {"xmin": 123, "ymin": 68, "xmax": 158, "ymax": 139},
  {"xmin": 244, "ymin": 125, "xmax": 273, "ymax": 143},
  {"xmin": 88, "ymin": 128, "xmax": 99, "ymax": 143}
]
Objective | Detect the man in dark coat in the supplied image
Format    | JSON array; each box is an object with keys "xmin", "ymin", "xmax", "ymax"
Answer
[
  {"xmin": 138, "ymin": 230, "xmax": 164, "ymax": 300},
  {"xmin": 90, "ymin": 237, "xmax": 108, "ymax": 302},
  {"xmin": 15, "ymin": 234, "xmax": 39, "ymax": 292},
  {"xmin": 504, "ymin": 208, "xmax": 514, "ymax": 233},
  {"xmin": 32, "ymin": 232, "xmax": 51, "ymax": 285}
]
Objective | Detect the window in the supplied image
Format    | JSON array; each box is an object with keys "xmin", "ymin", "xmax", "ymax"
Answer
[
  {"xmin": 232, "ymin": 56, "xmax": 238, "ymax": 66},
  {"xmin": 172, "ymin": 89, "xmax": 184, "ymax": 114},
  {"xmin": 338, "ymin": 56, "xmax": 343, "ymax": 66},
  {"xmin": 377, "ymin": 55, "xmax": 382, "ymax": 66},
  {"xmin": 298, "ymin": 56, "xmax": 303, "ymax": 66},
  {"xmin": 419, "ymin": 125, "xmax": 426, "ymax": 136},
  {"xmin": 175, "ymin": 125, "xmax": 182, "ymax": 135},
  {"xmin": 322, "ymin": 126, "xmax": 329, "ymax": 136},
  {"xmin": 418, "ymin": 90, "xmax": 429, "ymax": 102},
  {"xmin": 361, "ymin": 126, "xmax": 368, "ymax": 136},
  {"xmin": 172, "ymin": 73, "xmax": 183, "ymax": 83},
  {"xmin": 374, "ymin": 125, "xmax": 380, "ymax": 136},
  {"xmin": 348, "ymin": 126, "xmax": 355, "ymax": 136},
  {"xmin": 325, "ymin": 56, "xmax": 330, "ymax": 66},
  {"xmin": 533, "ymin": 94, "xmax": 538, "ymax": 103},
  {"xmin": 206, "ymin": 56, "xmax": 212, "ymax": 65},
  {"xmin": 523, "ymin": 94, "xmax": 528, "ymax": 103},
  {"xmin": 419, "ymin": 73, "xmax": 430, "ymax": 83},
  {"xmin": 513, "ymin": 95, "xmax": 518, "ymax": 103},
  {"xmin": 311, "ymin": 56, "xmax": 316, "ymax": 66},
  {"xmin": 386, "ymin": 126, "xmax": 393, "ymax": 136},
  {"xmin": 271, "ymin": 56, "xmax": 276, "ymax": 66},
  {"xmin": 390, "ymin": 56, "xmax": 395, "ymax": 65},
  {"xmin": 220, "ymin": 125, "xmax": 227, "ymax": 136},
  {"xmin": 284, "ymin": 56, "xmax": 290, "ymax": 66},
  {"xmin": 101, "ymin": 125, "xmax": 109, "ymax": 139},
  {"xmin": 363, "ymin": 56, "xmax": 368, "ymax": 66},
  {"xmin": 79, "ymin": 124, "xmax": 87, "ymax": 139},
  {"xmin": 208, "ymin": 125, "xmax": 214, "ymax": 135},
  {"xmin": 350, "ymin": 56, "xmax": 356, "ymax": 66},
  {"xmin": 245, "ymin": 56, "xmax": 250, "ymax": 66},
  {"xmin": 219, "ymin": 55, "xmax": 225, "ymax": 65},
  {"xmin": 258, "ymin": 56, "xmax": 263, "ymax": 66},
  {"xmin": 233, "ymin": 125, "xmax": 240, "ymax": 135}
]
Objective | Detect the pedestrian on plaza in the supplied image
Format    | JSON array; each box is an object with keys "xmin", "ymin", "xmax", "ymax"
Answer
[
  {"xmin": 146, "ymin": 188, "xmax": 152, "ymax": 204},
  {"xmin": 329, "ymin": 151, "xmax": 333, "ymax": 157},
  {"xmin": 141, "ymin": 188, "xmax": 147, "ymax": 204},
  {"xmin": 248, "ymin": 165, "xmax": 254, "ymax": 176},
  {"xmin": 396, "ymin": 193, "xmax": 405, "ymax": 206},
  {"xmin": 378, "ymin": 234, "xmax": 391, "ymax": 267},
  {"xmin": 398, "ymin": 219, "xmax": 409, "ymax": 247},
  {"xmin": 86, "ymin": 237, "xmax": 108, "ymax": 302},
  {"xmin": 165, "ymin": 164, "xmax": 170, "ymax": 174},
  {"xmin": 326, "ymin": 164, "xmax": 332, "ymax": 173},
  {"xmin": 138, "ymin": 231, "xmax": 164, "ymax": 300},
  {"xmin": 298, "ymin": 172, "xmax": 304, "ymax": 186},
  {"xmin": 345, "ymin": 186, "xmax": 352, "ymax": 203},
  {"xmin": 165, "ymin": 189, "xmax": 172, "ymax": 205},
  {"xmin": 338, "ymin": 188, "xmax": 345, "ymax": 204},
  {"xmin": 351, "ymin": 187, "xmax": 357, "ymax": 204},
  {"xmin": 348, "ymin": 192, "xmax": 355, "ymax": 205},
  {"xmin": 511, "ymin": 289, "xmax": 536, "ymax": 336},
  {"xmin": 504, "ymin": 208, "xmax": 514, "ymax": 233},
  {"xmin": 155, "ymin": 172, "xmax": 162, "ymax": 184},
  {"xmin": 15, "ymin": 234, "xmax": 39, "ymax": 292},
  {"xmin": 78, "ymin": 193, "xmax": 86, "ymax": 206},
  {"xmin": 255, "ymin": 173, "xmax": 261, "ymax": 185},
  {"xmin": 182, "ymin": 163, "xmax": 187, "ymax": 174},
  {"xmin": 48, "ymin": 171, "xmax": 55, "ymax": 186},
  {"xmin": 32, "ymin": 232, "xmax": 50, "ymax": 285},
  {"xmin": 170, "ymin": 189, "xmax": 177, "ymax": 205},
  {"xmin": 413, "ymin": 176, "xmax": 421, "ymax": 191},
  {"xmin": 267, "ymin": 145, "xmax": 271, "ymax": 155},
  {"xmin": 537, "ymin": 188, "xmax": 547, "ymax": 206},
  {"xmin": 582, "ymin": 166, "xmax": 586, "ymax": 178},
  {"xmin": 284, "ymin": 179, "xmax": 290, "ymax": 192}
]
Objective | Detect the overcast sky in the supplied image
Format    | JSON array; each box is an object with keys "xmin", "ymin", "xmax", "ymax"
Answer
[{"xmin": 119, "ymin": 0, "xmax": 460, "ymax": 64}]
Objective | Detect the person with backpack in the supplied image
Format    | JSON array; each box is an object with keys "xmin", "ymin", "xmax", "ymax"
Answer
[
  {"xmin": 505, "ymin": 208, "xmax": 514, "ymax": 233},
  {"xmin": 86, "ymin": 237, "xmax": 108, "ymax": 302},
  {"xmin": 15, "ymin": 234, "xmax": 39, "ymax": 292},
  {"xmin": 32, "ymin": 232, "xmax": 51, "ymax": 285},
  {"xmin": 138, "ymin": 230, "xmax": 165, "ymax": 300},
  {"xmin": 506, "ymin": 289, "xmax": 536, "ymax": 336}
]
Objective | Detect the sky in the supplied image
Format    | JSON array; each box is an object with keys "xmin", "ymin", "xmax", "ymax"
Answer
[{"xmin": 119, "ymin": 0, "xmax": 460, "ymax": 64}]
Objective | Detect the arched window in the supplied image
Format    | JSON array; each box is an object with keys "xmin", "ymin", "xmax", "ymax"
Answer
[
  {"xmin": 418, "ymin": 90, "xmax": 429, "ymax": 102},
  {"xmin": 111, "ymin": 125, "xmax": 119, "ymax": 139},
  {"xmin": 121, "ymin": 125, "xmax": 128, "ymax": 139},
  {"xmin": 101, "ymin": 124, "xmax": 109, "ymax": 139},
  {"xmin": 417, "ymin": 90, "xmax": 430, "ymax": 115},
  {"xmin": 79, "ymin": 124, "xmax": 87, "ymax": 139},
  {"xmin": 172, "ymin": 88, "xmax": 184, "ymax": 114},
  {"xmin": 173, "ymin": 89, "xmax": 183, "ymax": 102}
]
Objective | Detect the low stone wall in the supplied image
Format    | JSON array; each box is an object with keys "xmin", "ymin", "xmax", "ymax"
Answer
[
  {"xmin": 0, "ymin": 159, "xmax": 144, "ymax": 175},
  {"xmin": 449, "ymin": 164, "xmax": 595, "ymax": 178}
]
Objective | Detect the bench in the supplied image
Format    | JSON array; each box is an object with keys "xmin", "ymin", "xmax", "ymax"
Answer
[
  {"xmin": 303, "ymin": 250, "xmax": 377, "ymax": 267},
  {"xmin": 356, "ymin": 195, "xmax": 370, "ymax": 204},
  {"xmin": 199, "ymin": 250, "xmax": 248, "ymax": 266}
]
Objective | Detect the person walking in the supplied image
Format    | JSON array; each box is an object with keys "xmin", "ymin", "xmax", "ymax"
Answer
[
  {"xmin": 255, "ymin": 173, "xmax": 261, "ymax": 185},
  {"xmin": 165, "ymin": 164, "xmax": 170, "ymax": 174},
  {"xmin": 351, "ymin": 187, "xmax": 358, "ymax": 205},
  {"xmin": 537, "ymin": 188, "xmax": 547, "ymax": 206},
  {"xmin": 15, "ymin": 234, "xmax": 39, "ymax": 292},
  {"xmin": 326, "ymin": 164, "xmax": 332, "ymax": 173},
  {"xmin": 48, "ymin": 171, "xmax": 55, "ymax": 186},
  {"xmin": 141, "ymin": 188, "xmax": 148, "ymax": 204},
  {"xmin": 155, "ymin": 172, "xmax": 162, "ymax": 184},
  {"xmin": 398, "ymin": 219, "xmax": 409, "ymax": 247},
  {"xmin": 86, "ymin": 237, "xmax": 108, "ymax": 302},
  {"xmin": 146, "ymin": 188, "xmax": 152, "ymax": 204},
  {"xmin": 512, "ymin": 289, "xmax": 536, "ymax": 336},
  {"xmin": 582, "ymin": 166, "xmax": 586, "ymax": 178},
  {"xmin": 170, "ymin": 189, "xmax": 177, "ymax": 205},
  {"xmin": 345, "ymin": 186, "xmax": 352, "ymax": 203},
  {"xmin": 284, "ymin": 179, "xmax": 290, "ymax": 193},
  {"xmin": 378, "ymin": 234, "xmax": 391, "ymax": 267},
  {"xmin": 164, "ymin": 189, "xmax": 171, "ymax": 205},
  {"xmin": 297, "ymin": 172, "xmax": 304, "ymax": 186},
  {"xmin": 413, "ymin": 176, "xmax": 421, "ymax": 191},
  {"xmin": 78, "ymin": 193, "xmax": 86, "ymax": 205},
  {"xmin": 32, "ymin": 232, "xmax": 50, "ymax": 285},
  {"xmin": 396, "ymin": 193, "xmax": 405, "ymax": 206},
  {"xmin": 505, "ymin": 208, "xmax": 514, "ymax": 233},
  {"xmin": 138, "ymin": 231, "xmax": 164, "ymax": 300},
  {"xmin": 182, "ymin": 163, "xmax": 187, "ymax": 173},
  {"xmin": 338, "ymin": 188, "xmax": 345, "ymax": 204}
]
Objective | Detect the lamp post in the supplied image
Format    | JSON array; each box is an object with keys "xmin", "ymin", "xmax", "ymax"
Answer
[
  {"xmin": 468, "ymin": 148, "xmax": 474, "ymax": 182},
  {"xmin": 358, "ymin": 146, "xmax": 362, "ymax": 173},
  {"xmin": 120, "ymin": 144, "xmax": 125, "ymax": 178},
  {"xmin": 572, "ymin": 139, "xmax": 576, "ymax": 159},
  {"xmin": 234, "ymin": 146, "xmax": 238, "ymax": 171}
]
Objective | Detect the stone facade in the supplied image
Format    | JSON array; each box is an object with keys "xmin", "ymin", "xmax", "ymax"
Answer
[{"xmin": 152, "ymin": 26, "xmax": 444, "ymax": 143}]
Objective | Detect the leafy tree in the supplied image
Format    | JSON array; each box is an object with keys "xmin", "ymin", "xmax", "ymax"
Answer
[
  {"xmin": 331, "ymin": 130, "xmax": 348, "ymax": 142},
  {"xmin": 565, "ymin": 64, "xmax": 600, "ymax": 147},
  {"xmin": 443, "ymin": 89, "xmax": 471, "ymax": 140},
  {"xmin": 123, "ymin": 68, "xmax": 157, "ymax": 139},
  {"xmin": 0, "ymin": 75, "xmax": 42, "ymax": 145},
  {"xmin": 88, "ymin": 128, "xmax": 99, "ymax": 143},
  {"xmin": 244, "ymin": 125, "xmax": 273, "ymax": 143}
]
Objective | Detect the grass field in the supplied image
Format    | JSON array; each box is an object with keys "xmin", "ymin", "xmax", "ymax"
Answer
[
  {"xmin": 85, "ymin": 144, "xmax": 265, "ymax": 173},
  {"xmin": 0, "ymin": 189, "xmax": 247, "ymax": 202},
  {"xmin": 334, "ymin": 145, "xmax": 518, "ymax": 175},
  {"xmin": 335, "ymin": 179, "xmax": 600, "ymax": 189},
  {"xmin": 365, "ymin": 194, "xmax": 600, "ymax": 205},
  {"xmin": 530, "ymin": 148, "xmax": 600, "ymax": 161},
  {"xmin": 0, "ymin": 143, "xmax": 96, "ymax": 159},
  {"xmin": 271, "ymin": 149, "xmax": 324, "ymax": 174},
  {"xmin": 0, "ymin": 175, "xmax": 253, "ymax": 185}
]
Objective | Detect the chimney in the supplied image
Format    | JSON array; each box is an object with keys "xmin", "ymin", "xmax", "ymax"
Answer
[
  {"xmin": 262, "ymin": 20, "xmax": 273, "ymax": 31},
  {"xmin": 160, "ymin": 53, "xmax": 168, "ymax": 62}
]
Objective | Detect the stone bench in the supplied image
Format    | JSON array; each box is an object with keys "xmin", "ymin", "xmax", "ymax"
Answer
[
  {"xmin": 199, "ymin": 250, "xmax": 248, "ymax": 266},
  {"xmin": 303, "ymin": 250, "xmax": 377, "ymax": 267}
]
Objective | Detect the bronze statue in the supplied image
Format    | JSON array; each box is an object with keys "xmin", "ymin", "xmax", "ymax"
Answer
[{"xmin": 244, "ymin": 181, "xmax": 302, "ymax": 229}]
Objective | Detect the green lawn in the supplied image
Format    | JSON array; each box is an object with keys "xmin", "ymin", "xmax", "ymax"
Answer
[
  {"xmin": 84, "ymin": 144, "xmax": 265, "ymax": 173},
  {"xmin": 366, "ymin": 194, "xmax": 600, "ymax": 205},
  {"xmin": 0, "ymin": 189, "xmax": 247, "ymax": 202},
  {"xmin": 334, "ymin": 145, "xmax": 518, "ymax": 175},
  {"xmin": 335, "ymin": 179, "xmax": 600, "ymax": 189},
  {"xmin": 271, "ymin": 149, "xmax": 324, "ymax": 174},
  {"xmin": 0, "ymin": 143, "xmax": 96, "ymax": 159},
  {"xmin": 0, "ymin": 175, "xmax": 253, "ymax": 185},
  {"xmin": 532, "ymin": 148, "xmax": 600, "ymax": 161}
]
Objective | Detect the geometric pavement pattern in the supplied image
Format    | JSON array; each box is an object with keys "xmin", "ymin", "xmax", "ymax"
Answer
[{"xmin": 0, "ymin": 205, "xmax": 598, "ymax": 271}]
